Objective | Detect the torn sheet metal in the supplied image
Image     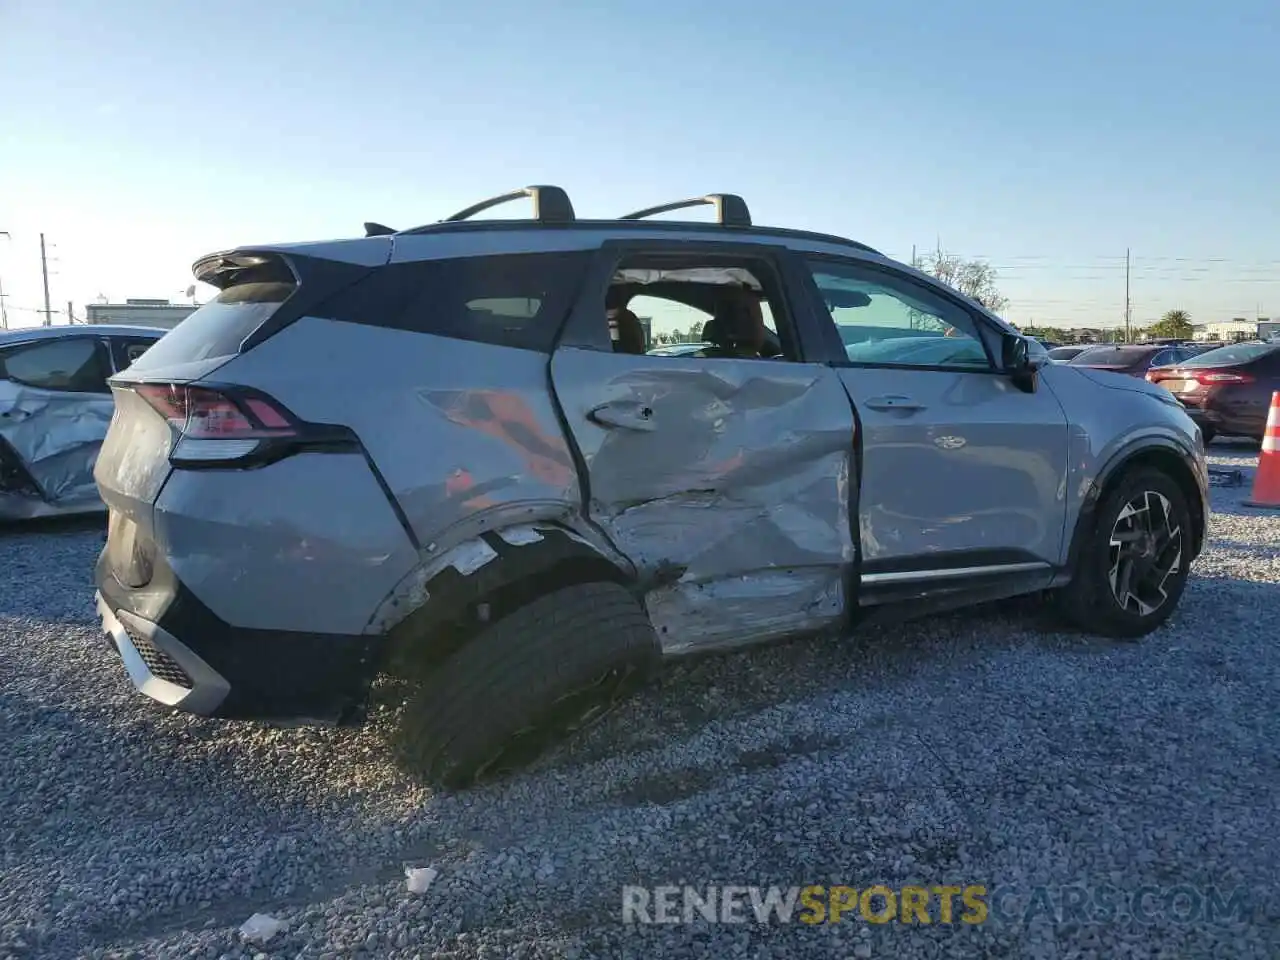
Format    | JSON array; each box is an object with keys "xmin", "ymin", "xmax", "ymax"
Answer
[
  {"xmin": 366, "ymin": 517, "xmax": 635, "ymax": 634},
  {"xmin": 549, "ymin": 350, "xmax": 856, "ymax": 649},
  {"xmin": 0, "ymin": 383, "xmax": 113, "ymax": 519},
  {"xmin": 648, "ymin": 568, "xmax": 845, "ymax": 655}
]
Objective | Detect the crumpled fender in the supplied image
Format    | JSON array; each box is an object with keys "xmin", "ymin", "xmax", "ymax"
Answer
[{"xmin": 367, "ymin": 511, "xmax": 635, "ymax": 637}]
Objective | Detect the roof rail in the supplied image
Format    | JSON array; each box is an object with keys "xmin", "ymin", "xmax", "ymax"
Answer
[
  {"xmin": 441, "ymin": 185, "xmax": 576, "ymax": 224},
  {"xmin": 620, "ymin": 194, "xmax": 752, "ymax": 228}
]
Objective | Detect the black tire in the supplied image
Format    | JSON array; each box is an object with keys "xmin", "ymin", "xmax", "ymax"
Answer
[
  {"xmin": 1054, "ymin": 467, "xmax": 1192, "ymax": 639},
  {"xmin": 393, "ymin": 581, "xmax": 659, "ymax": 788}
]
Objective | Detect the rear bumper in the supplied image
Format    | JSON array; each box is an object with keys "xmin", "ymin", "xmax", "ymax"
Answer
[
  {"xmin": 1178, "ymin": 393, "xmax": 1264, "ymax": 438},
  {"xmin": 97, "ymin": 592, "xmax": 232, "ymax": 715},
  {"xmin": 95, "ymin": 548, "xmax": 386, "ymax": 722}
]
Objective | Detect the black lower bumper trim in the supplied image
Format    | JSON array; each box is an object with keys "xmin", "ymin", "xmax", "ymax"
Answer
[{"xmin": 95, "ymin": 547, "xmax": 386, "ymax": 721}]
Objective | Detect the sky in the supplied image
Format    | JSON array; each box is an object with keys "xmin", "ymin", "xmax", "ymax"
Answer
[{"xmin": 1, "ymin": 0, "xmax": 1278, "ymax": 332}]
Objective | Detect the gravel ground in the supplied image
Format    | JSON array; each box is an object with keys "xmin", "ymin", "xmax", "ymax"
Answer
[{"xmin": 1, "ymin": 440, "xmax": 1277, "ymax": 960}]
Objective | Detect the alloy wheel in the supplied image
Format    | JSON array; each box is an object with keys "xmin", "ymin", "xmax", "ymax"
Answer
[{"xmin": 1107, "ymin": 490, "xmax": 1183, "ymax": 616}]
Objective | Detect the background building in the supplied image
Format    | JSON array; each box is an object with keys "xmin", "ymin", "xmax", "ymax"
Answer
[
  {"xmin": 85, "ymin": 298, "xmax": 198, "ymax": 330},
  {"xmin": 1193, "ymin": 319, "xmax": 1260, "ymax": 343}
]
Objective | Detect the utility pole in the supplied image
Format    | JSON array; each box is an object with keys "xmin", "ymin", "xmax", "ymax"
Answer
[
  {"xmin": 1123, "ymin": 247, "xmax": 1131, "ymax": 344},
  {"xmin": 66, "ymin": 300, "xmax": 75, "ymax": 324},
  {"xmin": 40, "ymin": 233, "xmax": 53, "ymax": 327},
  {"xmin": 0, "ymin": 229, "xmax": 9, "ymax": 329}
]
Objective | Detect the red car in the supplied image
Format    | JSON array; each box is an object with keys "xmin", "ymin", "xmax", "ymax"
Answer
[
  {"xmin": 1145, "ymin": 341, "xmax": 1280, "ymax": 442},
  {"xmin": 1068, "ymin": 343, "xmax": 1203, "ymax": 377}
]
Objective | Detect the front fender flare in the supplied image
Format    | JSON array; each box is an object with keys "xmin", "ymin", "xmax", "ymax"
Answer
[{"xmin": 1064, "ymin": 434, "xmax": 1208, "ymax": 575}]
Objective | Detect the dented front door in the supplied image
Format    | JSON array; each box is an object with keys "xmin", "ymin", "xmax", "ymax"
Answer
[
  {"xmin": 549, "ymin": 348, "xmax": 856, "ymax": 654},
  {"xmin": 0, "ymin": 335, "xmax": 116, "ymax": 518}
]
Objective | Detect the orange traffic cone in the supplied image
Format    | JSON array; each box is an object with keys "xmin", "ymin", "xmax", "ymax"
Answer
[{"xmin": 1244, "ymin": 391, "xmax": 1280, "ymax": 508}]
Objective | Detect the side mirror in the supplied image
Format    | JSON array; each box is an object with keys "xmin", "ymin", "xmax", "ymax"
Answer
[{"xmin": 1001, "ymin": 333, "xmax": 1042, "ymax": 393}]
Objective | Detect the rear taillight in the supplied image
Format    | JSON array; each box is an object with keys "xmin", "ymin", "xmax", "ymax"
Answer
[
  {"xmin": 1193, "ymin": 371, "xmax": 1253, "ymax": 384},
  {"xmin": 134, "ymin": 383, "xmax": 298, "ymax": 465}
]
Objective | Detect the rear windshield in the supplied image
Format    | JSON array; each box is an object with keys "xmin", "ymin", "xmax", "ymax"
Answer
[
  {"xmin": 126, "ymin": 281, "xmax": 296, "ymax": 370},
  {"xmin": 1069, "ymin": 346, "xmax": 1155, "ymax": 364},
  {"xmin": 1179, "ymin": 341, "xmax": 1278, "ymax": 367}
]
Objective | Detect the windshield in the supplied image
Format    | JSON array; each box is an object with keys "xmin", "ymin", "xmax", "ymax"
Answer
[{"xmin": 1178, "ymin": 341, "xmax": 1278, "ymax": 367}]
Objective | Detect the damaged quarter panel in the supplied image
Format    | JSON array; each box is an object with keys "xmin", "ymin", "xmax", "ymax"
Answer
[
  {"xmin": 549, "ymin": 348, "xmax": 855, "ymax": 654},
  {"xmin": 154, "ymin": 452, "xmax": 419, "ymax": 636},
  {"xmin": 204, "ymin": 316, "xmax": 581, "ymax": 560},
  {"xmin": 0, "ymin": 378, "xmax": 114, "ymax": 519}
]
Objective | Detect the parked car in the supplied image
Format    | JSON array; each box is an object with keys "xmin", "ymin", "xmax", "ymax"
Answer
[
  {"xmin": 0, "ymin": 325, "xmax": 165, "ymax": 520},
  {"xmin": 1145, "ymin": 340, "xmax": 1280, "ymax": 442},
  {"xmin": 1068, "ymin": 343, "xmax": 1203, "ymax": 377},
  {"xmin": 1047, "ymin": 345, "xmax": 1091, "ymax": 362},
  {"xmin": 92, "ymin": 186, "xmax": 1208, "ymax": 786}
]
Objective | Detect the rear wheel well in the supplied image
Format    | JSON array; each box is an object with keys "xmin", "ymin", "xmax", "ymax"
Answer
[{"xmin": 383, "ymin": 530, "xmax": 634, "ymax": 678}]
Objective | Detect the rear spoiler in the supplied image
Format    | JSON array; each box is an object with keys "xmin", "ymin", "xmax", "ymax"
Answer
[
  {"xmin": 192, "ymin": 238, "xmax": 394, "ymax": 289},
  {"xmin": 192, "ymin": 252, "xmax": 288, "ymax": 290}
]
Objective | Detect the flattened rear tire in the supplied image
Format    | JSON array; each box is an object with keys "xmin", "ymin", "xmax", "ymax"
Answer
[
  {"xmin": 393, "ymin": 581, "xmax": 659, "ymax": 788},
  {"xmin": 1054, "ymin": 467, "xmax": 1192, "ymax": 639}
]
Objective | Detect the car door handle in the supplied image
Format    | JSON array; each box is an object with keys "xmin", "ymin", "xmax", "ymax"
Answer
[
  {"xmin": 587, "ymin": 401, "xmax": 657, "ymax": 432},
  {"xmin": 864, "ymin": 395, "xmax": 926, "ymax": 412}
]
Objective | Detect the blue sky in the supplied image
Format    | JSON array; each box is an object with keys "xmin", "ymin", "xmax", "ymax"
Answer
[{"xmin": 1, "ymin": 0, "xmax": 1277, "ymax": 330}]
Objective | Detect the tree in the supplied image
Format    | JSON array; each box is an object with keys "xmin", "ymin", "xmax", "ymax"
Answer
[
  {"xmin": 1147, "ymin": 309, "xmax": 1193, "ymax": 340},
  {"xmin": 913, "ymin": 249, "xmax": 1009, "ymax": 314},
  {"xmin": 1023, "ymin": 325, "xmax": 1070, "ymax": 343}
]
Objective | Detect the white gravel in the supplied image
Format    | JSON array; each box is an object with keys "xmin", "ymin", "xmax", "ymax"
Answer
[{"xmin": 1, "ymin": 440, "xmax": 1277, "ymax": 959}]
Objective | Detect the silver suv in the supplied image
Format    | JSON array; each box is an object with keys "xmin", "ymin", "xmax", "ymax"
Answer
[{"xmin": 93, "ymin": 187, "xmax": 1209, "ymax": 786}]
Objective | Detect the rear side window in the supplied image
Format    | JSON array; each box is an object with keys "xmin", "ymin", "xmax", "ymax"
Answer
[
  {"xmin": 318, "ymin": 252, "xmax": 591, "ymax": 352},
  {"xmin": 0, "ymin": 337, "xmax": 111, "ymax": 393},
  {"xmin": 127, "ymin": 281, "xmax": 296, "ymax": 370}
]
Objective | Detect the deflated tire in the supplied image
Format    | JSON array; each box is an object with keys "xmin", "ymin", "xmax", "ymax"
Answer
[{"xmin": 393, "ymin": 581, "xmax": 660, "ymax": 787}]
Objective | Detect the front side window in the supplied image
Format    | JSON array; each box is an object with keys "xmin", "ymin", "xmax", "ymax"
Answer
[
  {"xmin": 806, "ymin": 259, "xmax": 991, "ymax": 369},
  {"xmin": 0, "ymin": 337, "xmax": 111, "ymax": 393}
]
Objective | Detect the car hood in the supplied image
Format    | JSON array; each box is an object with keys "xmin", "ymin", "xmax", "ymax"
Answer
[{"xmin": 1067, "ymin": 365, "xmax": 1175, "ymax": 400}]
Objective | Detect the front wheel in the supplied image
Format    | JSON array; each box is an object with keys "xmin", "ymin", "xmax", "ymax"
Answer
[{"xmin": 1054, "ymin": 467, "xmax": 1192, "ymax": 639}]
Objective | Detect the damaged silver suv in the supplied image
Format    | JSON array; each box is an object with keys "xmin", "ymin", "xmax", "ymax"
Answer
[{"xmin": 93, "ymin": 187, "xmax": 1209, "ymax": 786}]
